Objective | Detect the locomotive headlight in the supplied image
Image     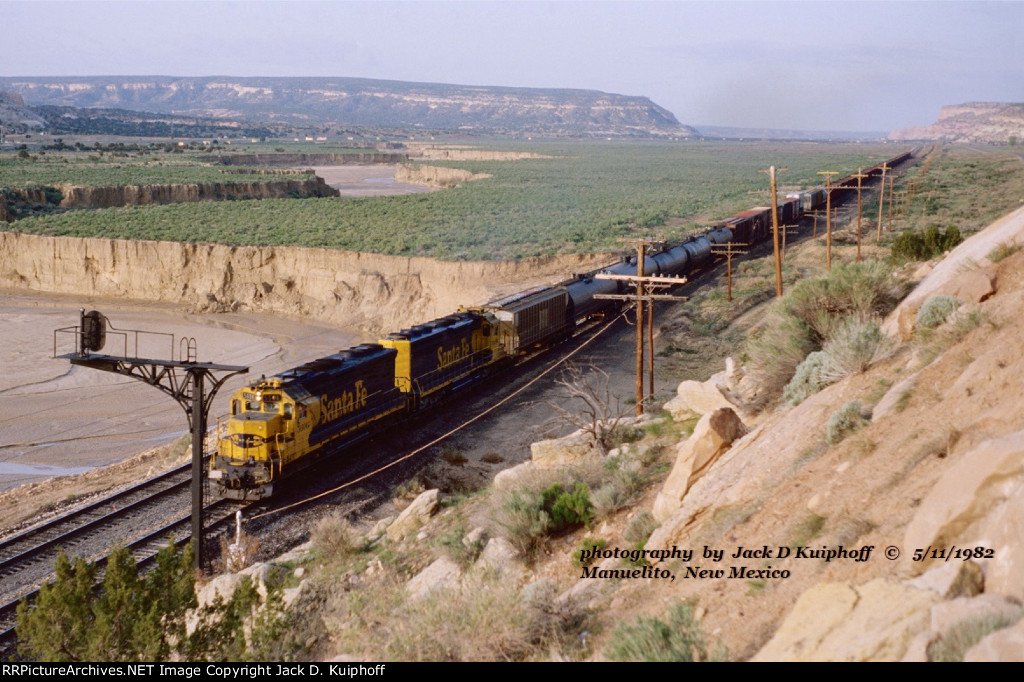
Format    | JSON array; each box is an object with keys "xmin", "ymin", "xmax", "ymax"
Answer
[{"xmin": 255, "ymin": 391, "xmax": 262, "ymax": 401}]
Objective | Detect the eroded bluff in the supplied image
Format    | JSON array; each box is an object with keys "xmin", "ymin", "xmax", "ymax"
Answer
[{"xmin": 0, "ymin": 232, "xmax": 611, "ymax": 333}]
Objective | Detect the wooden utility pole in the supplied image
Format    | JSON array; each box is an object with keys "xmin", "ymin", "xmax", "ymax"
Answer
[
  {"xmin": 888, "ymin": 173, "xmax": 895, "ymax": 232},
  {"xmin": 595, "ymin": 241, "xmax": 688, "ymax": 415},
  {"xmin": 780, "ymin": 224, "xmax": 797, "ymax": 256},
  {"xmin": 806, "ymin": 209, "xmax": 822, "ymax": 238},
  {"xmin": 851, "ymin": 168, "xmax": 869, "ymax": 262},
  {"xmin": 818, "ymin": 171, "xmax": 838, "ymax": 271},
  {"xmin": 876, "ymin": 163, "xmax": 890, "ymax": 243},
  {"xmin": 755, "ymin": 166, "xmax": 788, "ymax": 298},
  {"xmin": 710, "ymin": 243, "xmax": 750, "ymax": 301},
  {"xmin": 770, "ymin": 165, "xmax": 782, "ymax": 296}
]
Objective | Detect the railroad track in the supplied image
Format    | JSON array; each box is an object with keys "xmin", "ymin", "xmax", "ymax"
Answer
[{"xmin": 0, "ymin": 465, "xmax": 250, "ymax": 656}]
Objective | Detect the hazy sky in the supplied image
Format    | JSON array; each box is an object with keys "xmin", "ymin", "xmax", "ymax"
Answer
[{"xmin": 3, "ymin": 0, "xmax": 1022, "ymax": 132}]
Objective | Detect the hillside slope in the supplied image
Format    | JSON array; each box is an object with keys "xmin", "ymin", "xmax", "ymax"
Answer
[
  {"xmin": 260, "ymin": 205, "xmax": 1024, "ymax": 662},
  {"xmin": 644, "ymin": 206, "xmax": 1024, "ymax": 660}
]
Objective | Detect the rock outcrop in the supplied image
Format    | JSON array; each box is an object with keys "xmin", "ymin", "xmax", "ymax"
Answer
[
  {"xmin": 903, "ymin": 429, "xmax": 1024, "ymax": 600},
  {"xmin": 652, "ymin": 407, "xmax": 747, "ymax": 522},
  {"xmin": 752, "ymin": 579, "xmax": 940, "ymax": 661},
  {"xmin": 1, "ymin": 177, "xmax": 338, "ymax": 217}
]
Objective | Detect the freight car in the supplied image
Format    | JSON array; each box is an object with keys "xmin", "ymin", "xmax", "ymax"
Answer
[{"xmin": 209, "ymin": 149, "xmax": 914, "ymax": 500}]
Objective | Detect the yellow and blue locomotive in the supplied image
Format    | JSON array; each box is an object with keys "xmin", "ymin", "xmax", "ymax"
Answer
[{"xmin": 211, "ymin": 310, "xmax": 508, "ymax": 499}]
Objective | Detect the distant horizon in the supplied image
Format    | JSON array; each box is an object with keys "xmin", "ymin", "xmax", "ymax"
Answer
[{"xmin": 2, "ymin": 2, "xmax": 1022, "ymax": 133}]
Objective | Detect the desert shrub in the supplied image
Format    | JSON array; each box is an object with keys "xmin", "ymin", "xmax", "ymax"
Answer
[
  {"xmin": 789, "ymin": 513, "xmax": 827, "ymax": 548},
  {"xmin": 987, "ymin": 240, "xmax": 1021, "ymax": 262},
  {"xmin": 826, "ymin": 401, "xmax": 869, "ymax": 445},
  {"xmin": 746, "ymin": 312, "xmax": 817, "ymax": 396},
  {"xmin": 435, "ymin": 523, "xmax": 484, "ymax": 567},
  {"xmin": 927, "ymin": 613, "xmax": 1022, "ymax": 662},
  {"xmin": 605, "ymin": 602, "xmax": 719, "ymax": 662},
  {"xmin": 783, "ymin": 351, "xmax": 829, "ymax": 405},
  {"xmin": 494, "ymin": 488, "xmax": 552, "ymax": 556},
  {"xmin": 748, "ymin": 263, "xmax": 907, "ymax": 401},
  {"xmin": 916, "ymin": 295, "xmax": 962, "ymax": 330},
  {"xmin": 574, "ymin": 537, "xmax": 608, "ymax": 567},
  {"xmin": 782, "ymin": 316, "xmax": 891, "ymax": 406},
  {"xmin": 624, "ymin": 511, "xmax": 658, "ymax": 546},
  {"xmin": 341, "ymin": 573, "xmax": 588, "ymax": 661},
  {"xmin": 492, "ymin": 478, "xmax": 593, "ymax": 555},
  {"xmin": 818, "ymin": 316, "xmax": 889, "ymax": 381},
  {"xmin": 591, "ymin": 445, "xmax": 661, "ymax": 516},
  {"xmin": 783, "ymin": 261, "xmax": 902, "ymax": 345}
]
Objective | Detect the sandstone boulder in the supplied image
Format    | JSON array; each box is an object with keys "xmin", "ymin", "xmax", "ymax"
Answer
[
  {"xmin": 493, "ymin": 461, "xmax": 536, "ymax": 490},
  {"xmin": 752, "ymin": 579, "xmax": 939, "ymax": 661},
  {"xmin": 406, "ymin": 556, "xmax": 462, "ymax": 600},
  {"xmin": 652, "ymin": 407, "xmax": 746, "ymax": 522},
  {"xmin": 903, "ymin": 429, "xmax": 1024, "ymax": 599},
  {"xmin": 933, "ymin": 267, "xmax": 996, "ymax": 304},
  {"xmin": 902, "ymin": 594, "xmax": 1023, "ymax": 661},
  {"xmin": 905, "ymin": 560, "xmax": 984, "ymax": 599},
  {"xmin": 529, "ymin": 429, "xmax": 595, "ymax": 468},
  {"xmin": 387, "ymin": 488, "xmax": 440, "ymax": 541},
  {"xmin": 663, "ymin": 379, "xmax": 733, "ymax": 421}
]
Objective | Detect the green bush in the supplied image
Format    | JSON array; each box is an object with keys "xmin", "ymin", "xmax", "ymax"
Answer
[
  {"xmin": 916, "ymin": 295, "xmax": 962, "ymax": 330},
  {"xmin": 749, "ymin": 262, "xmax": 907, "ymax": 405},
  {"xmin": 543, "ymin": 482, "xmax": 594, "ymax": 531},
  {"xmin": 494, "ymin": 480, "xmax": 594, "ymax": 556},
  {"xmin": 891, "ymin": 225, "xmax": 963, "ymax": 261},
  {"xmin": 605, "ymin": 602, "xmax": 719, "ymax": 662}
]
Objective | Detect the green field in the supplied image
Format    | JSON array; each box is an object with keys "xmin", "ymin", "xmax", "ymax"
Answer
[
  {"xmin": 0, "ymin": 154, "xmax": 314, "ymax": 188},
  {"xmin": 892, "ymin": 145, "xmax": 1024, "ymax": 235},
  {"xmin": 6, "ymin": 140, "xmax": 917, "ymax": 260}
]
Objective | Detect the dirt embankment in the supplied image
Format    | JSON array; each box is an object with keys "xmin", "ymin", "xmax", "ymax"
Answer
[
  {"xmin": 0, "ymin": 232, "xmax": 612, "ymax": 333},
  {"xmin": 2, "ymin": 177, "xmax": 338, "ymax": 216},
  {"xmin": 407, "ymin": 144, "xmax": 551, "ymax": 161},
  {"xmin": 198, "ymin": 153, "xmax": 409, "ymax": 166},
  {"xmin": 59, "ymin": 177, "xmax": 339, "ymax": 208},
  {"xmin": 394, "ymin": 164, "xmax": 491, "ymax": 189}
]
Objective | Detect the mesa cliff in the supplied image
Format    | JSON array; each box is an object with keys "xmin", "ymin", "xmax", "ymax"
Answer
[
  {"xmin": 889, "ymin": 102, "xmax": 1024, "ymax": 144},
  {"xmin": 0, "ymin": 232, "xmax": 612, "ymax": 333},
  {"xmin": 0, "ymin": 76, "xmax": 691, "ymax": 138}
]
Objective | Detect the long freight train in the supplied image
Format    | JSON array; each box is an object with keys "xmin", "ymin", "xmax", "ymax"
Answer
[{"xmin": 209, "ymin": 150, "xmax": 912, "ymax": 500}]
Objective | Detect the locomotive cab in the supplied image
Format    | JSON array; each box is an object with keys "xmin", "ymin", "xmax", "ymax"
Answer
[{"xmin": 211, "ymin": 382, "xmax": 297, "ymax": 499}]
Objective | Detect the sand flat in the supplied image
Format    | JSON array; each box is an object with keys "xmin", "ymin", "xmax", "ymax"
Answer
[{"xmin": 0, "ymin": 290, "xmax": 365, "ymax": 492}]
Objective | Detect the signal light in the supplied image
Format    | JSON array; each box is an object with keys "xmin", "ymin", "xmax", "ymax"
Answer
[{"xmin": 80, "ymin": 309, "xmax": 106, "ymax": 353}]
